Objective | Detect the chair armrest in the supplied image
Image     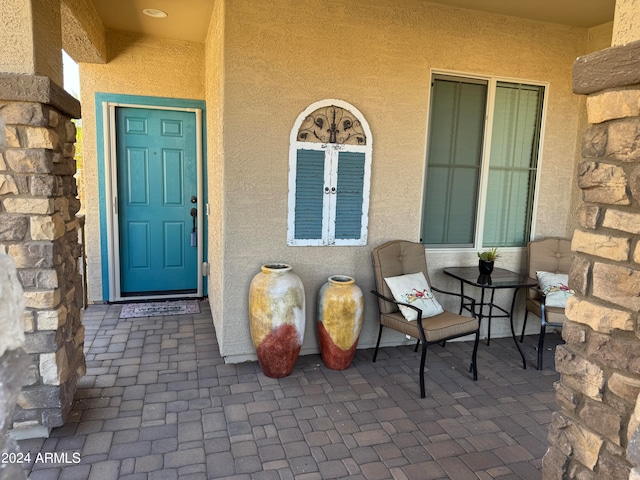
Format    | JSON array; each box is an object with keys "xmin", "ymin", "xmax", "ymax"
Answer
[
  {"xmin": 370, "ymin": 290, "xmax": 427, "ymax": 342},
  {"xmin": 430, "ymin": 287, "xmax": 477, "ymax": 316},
  {"xmin": 527, "ymin": 285, "xmax": 547, "ymax": 306},
  {"xmin": 527, "ymin": 285, "xmax": 544, "ymax": 298},
  {"xmin": 370, "ymin": 290, "xmax": 423, "ymax": 318},
  {"xmin": 527, "ymin": 287, "xmax": 561, "ymax": 312},
  {"xmin": 533, "ymin": 288, "xmax": 563, "ymax": 316}
]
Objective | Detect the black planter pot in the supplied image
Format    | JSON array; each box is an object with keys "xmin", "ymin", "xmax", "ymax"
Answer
[{"xmin": 478, "ymin": 260, "xmax": 494, "ymax": 276}]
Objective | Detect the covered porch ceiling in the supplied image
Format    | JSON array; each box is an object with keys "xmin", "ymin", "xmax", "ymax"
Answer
[{"xmin": 90, "ymin": 0, "xmax": 616, "ymax": 43}]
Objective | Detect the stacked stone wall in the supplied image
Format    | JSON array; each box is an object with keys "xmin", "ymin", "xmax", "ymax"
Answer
[
  {"xmin": 0, "ymin": 255, "xmax": 28, "ymax": 480},
  {"xmin": 0, "ymin": 74, "xmax": 85, "ymax": 439},
  {"xmin": 544, "ymin": 41, "xmax": 640, "ymax": 479}
]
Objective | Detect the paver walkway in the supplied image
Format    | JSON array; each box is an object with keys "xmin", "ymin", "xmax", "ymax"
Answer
[{"xmin": 19, "ymin": 299, "xmax": 560, "ymax": 479}]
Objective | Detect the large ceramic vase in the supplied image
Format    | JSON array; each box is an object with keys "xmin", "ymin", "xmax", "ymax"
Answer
[
  {"xmin": 249, "ymin": 263, "xmax": 305, "ymax": 378},
  {"xmin": 317, "ymin": 275, "xmax": 363, "ymax": 370}
]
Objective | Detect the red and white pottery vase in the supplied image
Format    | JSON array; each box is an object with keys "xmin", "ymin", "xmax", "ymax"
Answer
[
  {"xmin": 317, "ymin": 275, "xmax": 363, "ymax": 370},
  {"xmin": 249, "ymin": 263, "xmax": 305, "ymax": 378}
]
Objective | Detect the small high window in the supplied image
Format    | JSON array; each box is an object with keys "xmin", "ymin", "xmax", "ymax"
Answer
[{"xmin": 287, "ymin": 100, "xmax": 372, "ymax": 246}]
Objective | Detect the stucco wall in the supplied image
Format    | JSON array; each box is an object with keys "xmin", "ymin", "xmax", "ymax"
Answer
[
  {"xmin": 568, "ymin": 22, "xmax": 613, "ymax": 236},
  {"xmin": 78, "ymin": 0, "xmax": 608, "ymax": 363},
  {"xmin": 32, "ymin": 0, "xmax": 63, "ymax": 86},
  {"xmin": 61, "ymin": 0, "xmax": 108, "ymax": 64},
  {"xmin": 204, "ymin": 0, "xmax": 227, "ymax": 353},
  {"xmin": 80, "ymin": 31, "xmax": 205, "ymax": 301},
  {"xmin": 217, "ymin": 0, "xmax": 593, "ymax": 362},
  {"xmin": 0, "ymin": 0, "xmax": 33, "ymax": 78},
  {"xmin": 613, "ymin": 0, "xmax": 640, "ymax": 45},
  {"xmin": 1, "ymin": 0, "xmax": 63, "ymax": 86}
]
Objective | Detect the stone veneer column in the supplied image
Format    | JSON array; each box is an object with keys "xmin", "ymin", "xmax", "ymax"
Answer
[
  {"xmin": 543, "ymin": 41, "xmax": 640, "ymax": 479},
  {"xmin": 0, "ymin": 73, "xmax": 85, "ymax": 439},
  {"xmin": 0, "ymin": 255, "xmax": 28, "ymax": 480}
]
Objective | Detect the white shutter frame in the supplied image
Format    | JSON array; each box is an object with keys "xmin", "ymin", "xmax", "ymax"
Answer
[{"xmin": 287, "ymin": 100, "xmax": 372, "ymax": 246}]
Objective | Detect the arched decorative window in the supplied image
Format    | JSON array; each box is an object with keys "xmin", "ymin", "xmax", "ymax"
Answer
[{"xmin": 287, "ymin": 100, "xmax": 372, "ymax": 246}]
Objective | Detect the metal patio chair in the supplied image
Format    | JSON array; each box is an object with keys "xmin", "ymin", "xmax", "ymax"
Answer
[
  {"xmin": 370, "ymin": 240, "xmax": 480, "ymax": 398},
  {"xmin": 519, "ymin": 237, "xmax": 572, "ymax": 370}
]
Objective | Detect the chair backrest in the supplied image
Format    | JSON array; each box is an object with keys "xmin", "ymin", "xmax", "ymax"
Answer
[
  {"xmin": 371, "ymin": 240, "xmax": 430, "ymax": 314},
  {"xmin": 527, "ymin": 237, "xmax": 572, "ymax": 300}
]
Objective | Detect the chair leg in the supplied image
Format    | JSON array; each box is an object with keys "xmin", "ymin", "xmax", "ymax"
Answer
[
  {"xmin": 373, "ymin": 324, "xmax": 384, "ymax": 362},
  {"xmin": 520, "ymin": 309, "xmax": 529, "ymax": 343},
  {"xmin": 414, "ymin": 340, "xmax": 420, "ymax": 352},
  {"xmin": 470, "ymin": 330, "xmax": 479, "ymax": 381},
  {"xmin": 419, "ymin": 342, "xmax": 428, "ymax": 398},
  {"xmin": 537, "ymin": 323, "xmax": 547, "ymax": 370}
]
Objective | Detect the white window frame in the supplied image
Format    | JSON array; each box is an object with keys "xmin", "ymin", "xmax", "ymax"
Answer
[
  {"xmin": 287, "ymin": 99, "xmax": 373, "ymax": 246},
  {"xmin": 421, "ymin": 70, "xmax": 548, "ymax": 253}
]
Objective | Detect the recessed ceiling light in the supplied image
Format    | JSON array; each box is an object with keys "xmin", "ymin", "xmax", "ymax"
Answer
[{"xmin": 143, "ymin": 8, "xmax": 168, "ymax": 18}]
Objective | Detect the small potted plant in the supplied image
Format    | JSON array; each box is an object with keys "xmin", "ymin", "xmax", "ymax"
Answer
[{"xmin": 477, "ymin": 248, "xmax": 500, "ymax": 275}]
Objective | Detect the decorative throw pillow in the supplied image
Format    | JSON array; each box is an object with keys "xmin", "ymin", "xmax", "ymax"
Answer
[
  {"xmin": 536, "ymin": 271, "xmax": 575, "ymax": 308},
  {"xmin": 384, "ymin": 272, "xmax": 444, "ymax": 321}
]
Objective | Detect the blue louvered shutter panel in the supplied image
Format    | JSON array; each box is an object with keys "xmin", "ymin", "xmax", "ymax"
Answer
[
  {"xmin": 334, "ymin": 151, "xmax": 365, "ymax": 239},
  {"xmin": 294, "ymin": 149, "xmax": 325, "ymax": 240}
]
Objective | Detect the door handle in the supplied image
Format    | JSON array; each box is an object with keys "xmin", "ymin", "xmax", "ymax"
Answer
[
  {"xmin": 190, "ymin": 208, "xmax": 197, "ymax": 229},
  {"xmin": 190, "ymin": 208, "xmax": 197, "ymax": 247}
]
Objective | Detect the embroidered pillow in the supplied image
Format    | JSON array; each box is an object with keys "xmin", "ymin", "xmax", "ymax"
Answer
[
  {"xmin": 536, "ymin": 271, "xmax": 575, "ymax": 308},
  {"xmin": 384, "ymin": 272, "xmax": 444, "ymax": 321}
]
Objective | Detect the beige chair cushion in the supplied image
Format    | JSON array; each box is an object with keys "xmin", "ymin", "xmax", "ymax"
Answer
[
  {"xmin": 527, "ymin": 238, "xmax": 572, "ymax": 302},
  {"xmin": 372, "ymin": 241, "xmax": 431, "ymax": 315},
  {"xmin": 526, "ymin": 299, "xmax": 567, "ymax": 326},
  {"xmin": 380, "ymin": 311, "xmax": 479, "ymax": 343}
]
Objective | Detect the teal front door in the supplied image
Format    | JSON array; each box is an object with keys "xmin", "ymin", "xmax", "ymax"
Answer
[{"xmin": 116, "ymin": 107, "xmax": 198, "ymax": 296}]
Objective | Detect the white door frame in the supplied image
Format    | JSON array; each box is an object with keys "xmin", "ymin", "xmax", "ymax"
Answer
[{"xmin": 102, "ymin": 102, "xmax": 204, "ymax": 302}]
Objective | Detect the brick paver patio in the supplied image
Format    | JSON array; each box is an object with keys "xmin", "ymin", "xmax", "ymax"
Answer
[{"xmin": 18, "ymin": 299, "xmax": 560, "ymax": 479}]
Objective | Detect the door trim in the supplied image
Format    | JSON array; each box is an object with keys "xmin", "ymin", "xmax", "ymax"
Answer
[{"xmin": 102, "ymin": 101, "xmax": 204, "ymax": 302}]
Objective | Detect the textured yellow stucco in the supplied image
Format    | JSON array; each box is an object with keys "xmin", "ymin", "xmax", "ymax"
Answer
[
  {"xmin": 33, "ymin": 0, "xmax": 63, "ymax": 86},
  {"xmin": 204, "ymin": 0, "xmax": 226, "ymax": 354},
  {"xmin": 216, "ymin": 0, "xmax": 594, "ymax": 361},
  {"xmin": 61, "ymin": 0, "xmax": 107, "ymax": 64},
  {"xmin": 0, "ymin": 0, "xmax": 33, "ymax": 76},
  {"xmin": 567, "ymin": 22, "xmax": 613, "ymax": 237},
  {"xmin": 0, "ymin": 0, "xmax": 63, "ymax": 86},
  {"xmin": 80, "ymin": 30, "xmax": 205, "ymax": 301},
  {"xmin": 613, "ymin": 0, "xmax": 640, "ymax": 45},
  {"xmin": 80, "ymin": 0, "xmax": 613, "ymax": 363}
]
